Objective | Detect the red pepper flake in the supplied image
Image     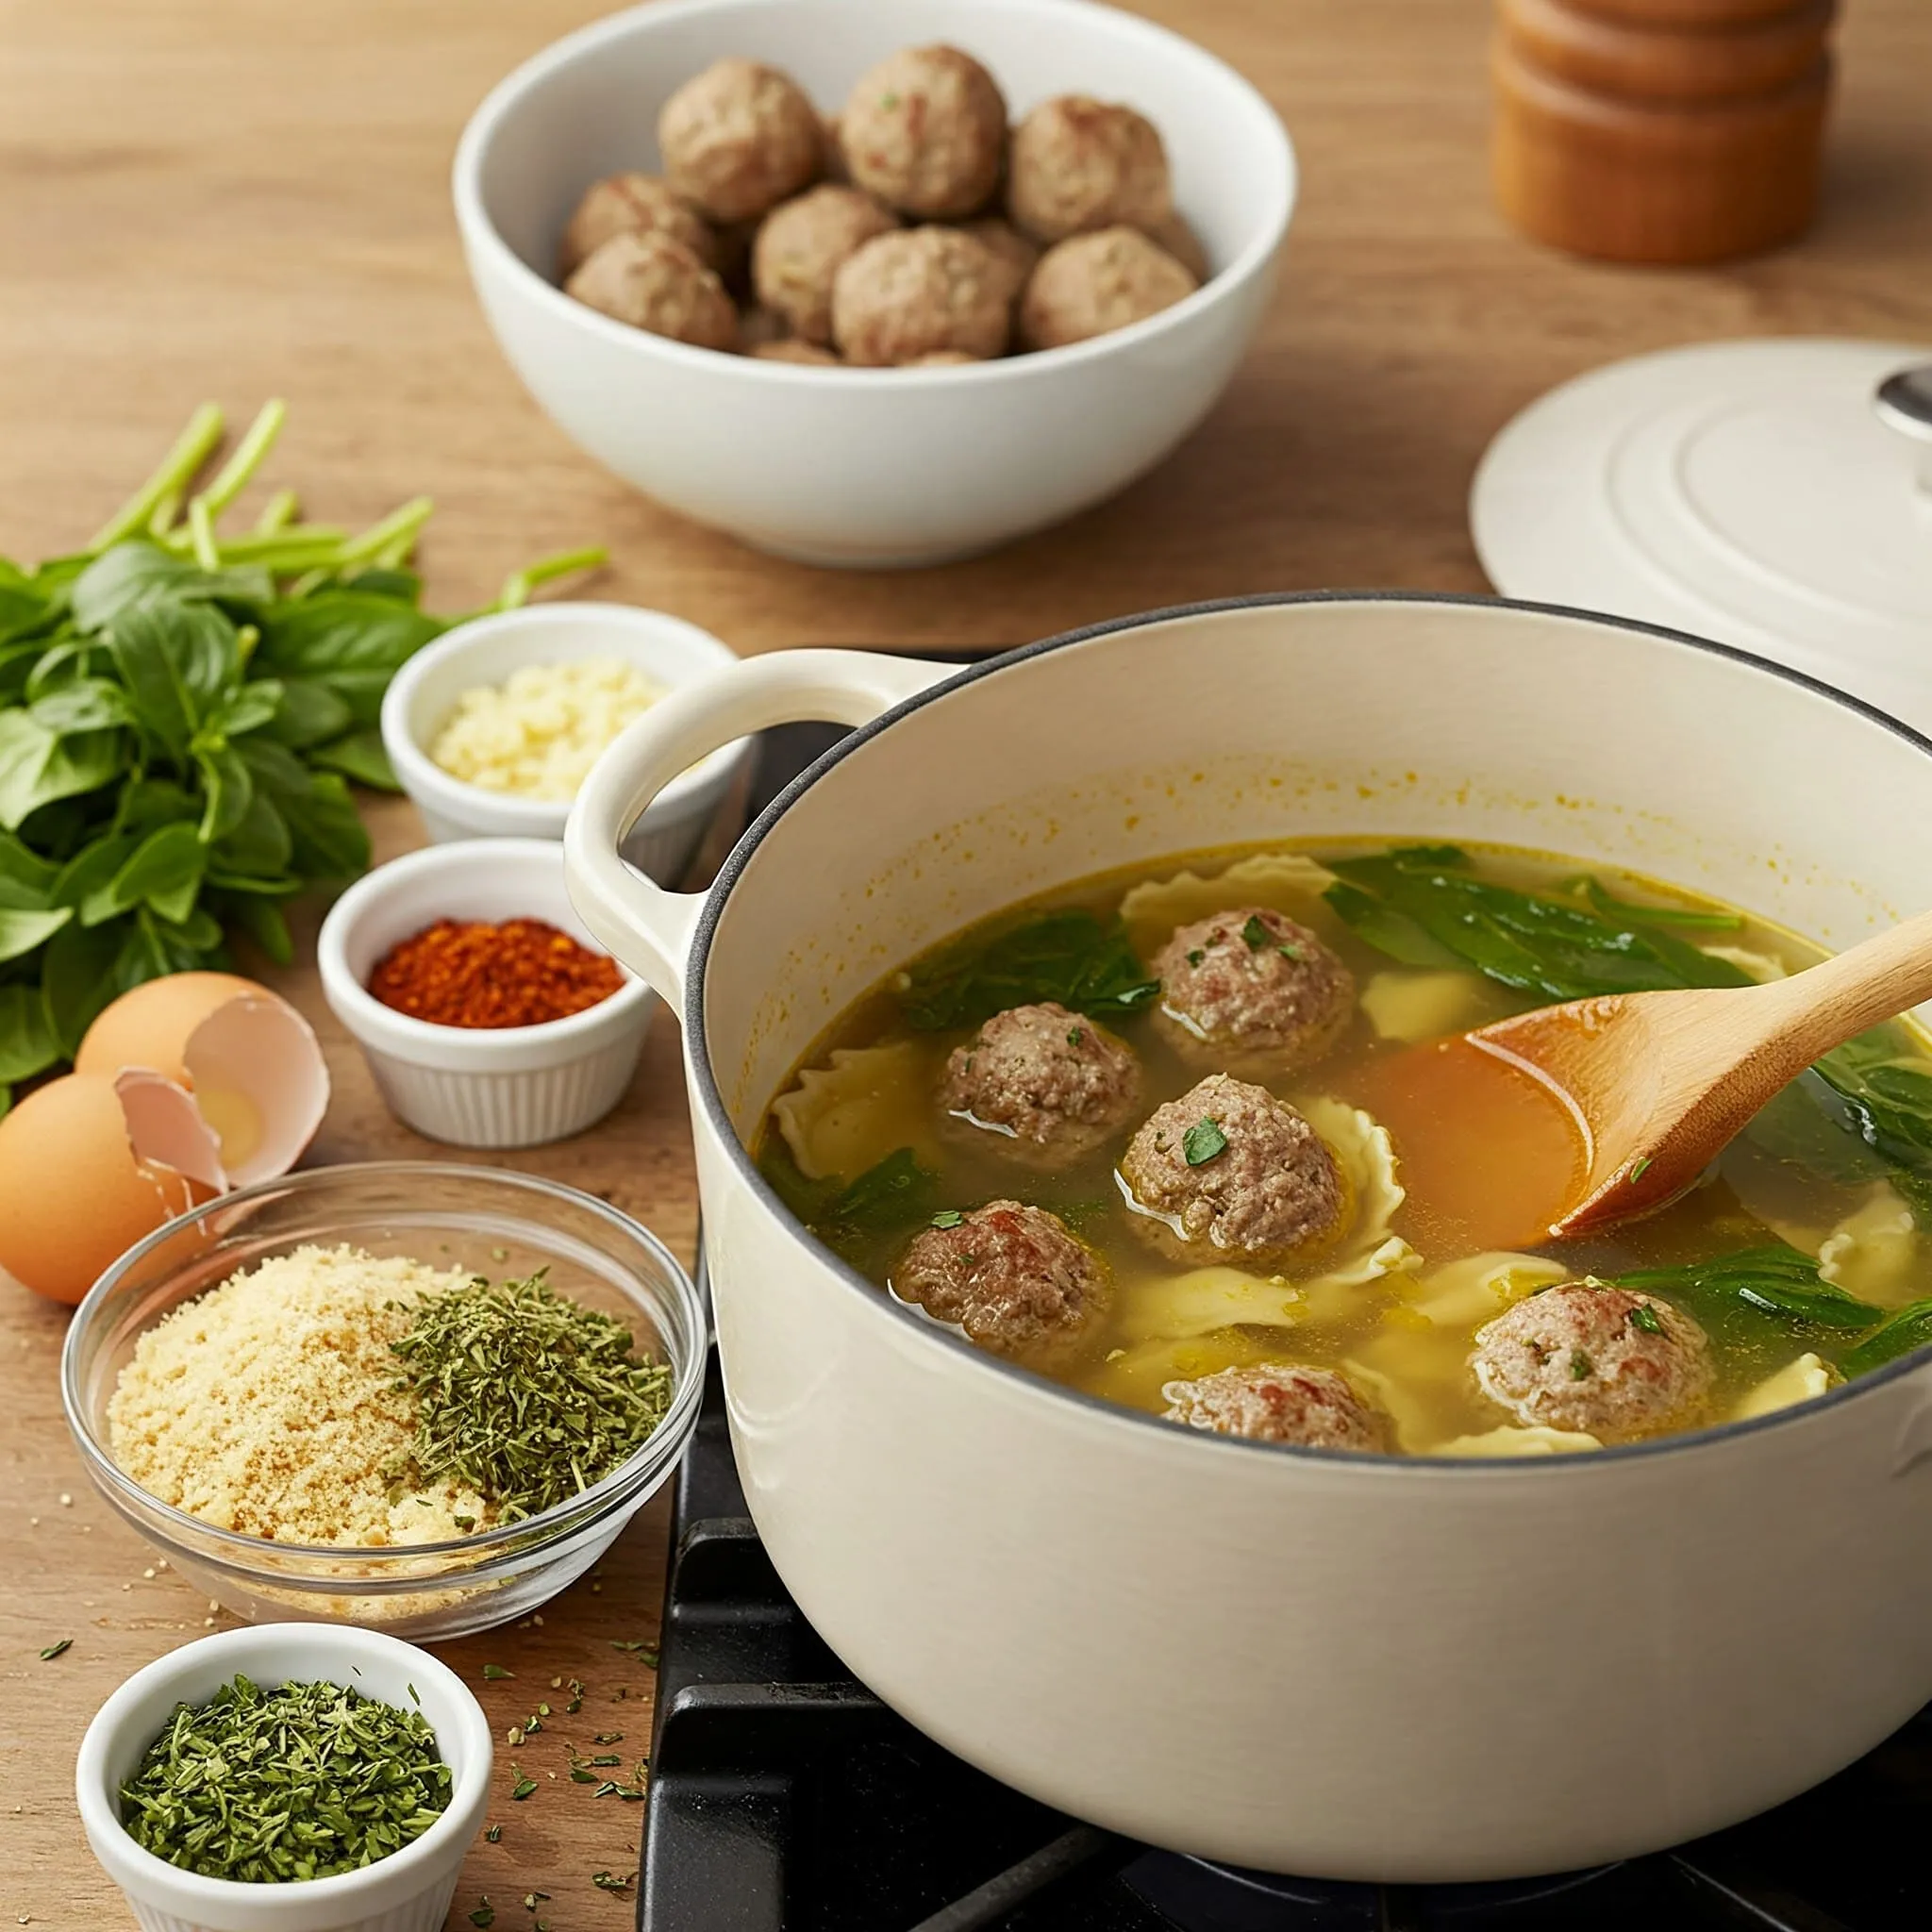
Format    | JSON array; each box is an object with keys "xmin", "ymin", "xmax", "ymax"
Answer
[{"xmin": 368, "ymin": 917, "xmax": 625, "ymax": 1028}]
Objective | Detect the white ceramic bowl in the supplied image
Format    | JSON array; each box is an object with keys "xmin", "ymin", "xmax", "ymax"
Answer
[
  {"xmin": 452, "ymin": 0, "xmax": 1295, "ymax": 567},
  {"xmin": 381, "ymin": 602, "xmax": 752, "ymax": 883},
  {"xmin": 318, "ymin": 837, "xmax": 653, "ymax": 1147},
  {"xmin": 76, "ymin": 1624, "xmax": 491, "ymax": 1932}
]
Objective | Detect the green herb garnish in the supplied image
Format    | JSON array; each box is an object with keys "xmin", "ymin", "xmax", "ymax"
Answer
[
  {"xmin": 485, "ymin": 1824, "xmax": 503, "ymax": 1843},
  {"xmin": 593, "ymin": 1731, "xmax": 625, "ymax": 1744},
  {"xmin": 1613, "ymin": 1246, "xmax": 1881, "ymax": 1332},
  {"xmin": 930, "ymin": 1208, "xmax": 964, "ymax": 1229},
  {"xmin": 1627, "ymin": 1304, "xmax": 1665, "ymax": 1336},
  {"xmin": 510, "ymin": 1768, "xmax": 537, "ymax": 1801},
  {"xmin": 899, "ymin": 908, "xmax": 1159, "ymax": 1030},
  {"xmin": 1568, "ymin": 1349, "xmax": 1593, "ymax": 1380},
  {"xmin": 482, "ymin": 1663, "xmax": 514, "ymax": 1681},
  {"xmin": 472, "ymin": 1905, "xmax": 496, "ymax": 1928},
  {"xmin": 1182, "ymin": 1118, "xmax": 1227, "ymax": 1166},
  {"xmin": 0, "ymin": 402, "xmax": 602, "ymax": 1115},
  {"xmin": 118, "ymin": 1673, "xmax": 450, "ymax": 1882},
  {"xmin": 592, "ymin": 1871, "xmax": 634, "ymax": 1892},
  {"xmin": 1627, "ymin": 1157, "xmax": 1651, "ymax": 1183},
  {"xmin": 1186, "ymin": 948, "xmax": 1205, "ymax": 967},
  {"xmin": 389, "ymin": 1270, "xmax": 673, "ymax": 1524},
  {"xmin": 39, "ymin": 1638, "xmax": 72, "ymax": 1660},
  {"xmin": 611, "ymin": 1641, "xmax": 658, "ymax": 1663},
  {"xmin": 1067, "ymin": 1025, "xmax": 1085, "ymax": 1046},
  {"xmin": 1241, "ymin": 914, "xmax": 1271, "ymax": 951}
]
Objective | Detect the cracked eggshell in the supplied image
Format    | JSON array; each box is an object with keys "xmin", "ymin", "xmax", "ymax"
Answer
[
  {"xmin": 0, "ymin": 1074, "xmax": 210, "ymax": 1304},
  {"xmin": 75, "ymin": 972, "xmax": 328, "ymax": 1187}
]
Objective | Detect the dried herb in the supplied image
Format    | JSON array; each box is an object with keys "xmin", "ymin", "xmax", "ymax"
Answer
[
  {"xmin": 592, "ymin": 1870, "xmax": 635, "ymax": 1892},
  {"xmin": 119, "ymin": 1673, "xmax": 450, "ymax": 1882},
  {"xmin": 390, "ymin": 1270, "xmax": 674, "ymax": 1523},
  {"xmin": 39, "ymin": 1638, "xmax": 71, "ymax": 1660}
]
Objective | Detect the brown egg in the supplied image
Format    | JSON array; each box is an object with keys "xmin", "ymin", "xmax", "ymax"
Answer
[
  {"xmin": 76, "ymin": 973, "xmax": 328, "ymax": 1186},
  {"xmin": 0, "ymin": 1074, "xmax": 206, "ymax": 1305}
]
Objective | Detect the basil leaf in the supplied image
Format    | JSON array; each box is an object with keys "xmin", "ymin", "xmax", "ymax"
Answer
[
  {"xmin": 195, "ymin": 745, "xmax": 253, "ymax": 842},
  {"xmin": 0, "ymin": 833, "xmax": 58, "ymax": 907},
  {"xmin": 263, "ymin": 676, "xmax": 355, "ymax": 748},
  {"xmin": 0, "ymin": 906, "xmax": 73, "ymax": 964},
  {"xmin": 29, "ymin": 678, "xmax": 133, "ymax": 734},
  {"xmin": 1840, "ymin": 1301, "xmax": 1932, "ymax": 1377},
  {"xmin": 824, "ymin": 1147, "xmax": 938, "ymax": 1230},
  {"xmin": 82, "ymin": 822, "xmax": 205, "ymax": 927},
  {"xmin": 209, "ymin": 789, "xmax": 292, "ymax": 878},
  {"xmin": 153, "ymin": 903, "xmax": 224, "ymax": 952},
  {"xmin": 107, "ymin": 602, "xmax": 239, "ymax": 757},
  {"xmin": 207, "ymin": 680, "xmax": 284, "ymax": 741},
  {"xmin": 117, "ymin": 774, "xmax": 201, "ymax": 836},
  {"xmin": 0, "ymin": 714, "xmax": 124, "ymax": 830},
  {"xmin": 70, "ymin": 541, "xmax": 264, "ymax": 629},
  {"xmin": 42, "ymin": 917, "xmax": 125, "ymax": 1053},
  {"xmin": 239, "ymin": 741, "xmax": 369, "ymax": 878},
  {"xmin": 0, "ymin": 984, "xmax": 58, "ymax": 1083},
  {"xmin": 341, "ymin": 566, "xmax": 423, "ymax": 602},
  {"xmin": 220, "ymin": 891, "xmax": 293, "ymax": 967},
  {"xmin": 309, "ymin": 728, "xmax": 399, "ymax": 791},
  {"xmin": 255, "ymin": 593, "xmax": 441, "ymax": 698},
  {"xmin": 902, "ymin": 910, "xmax": 1160, "ymax": 1031}
]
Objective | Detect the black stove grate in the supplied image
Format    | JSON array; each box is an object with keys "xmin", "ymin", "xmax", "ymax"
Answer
[
  {"xmin": 639, "ymin": 1351, "xmax": 1926, "ymax": 1932},
  {"xmin": 639, "ymin": 709, "xmax": 1926, "ymax": 1932}
]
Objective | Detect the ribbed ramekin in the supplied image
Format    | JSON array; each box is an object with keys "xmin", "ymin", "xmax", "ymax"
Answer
[
  {"xmin": 317, "ymin": 837, "xmax": 653, "ymax": 1147},
  {"xmin": 76, "ymin": 1624, "xmax": 491, "ymax": 1932}
]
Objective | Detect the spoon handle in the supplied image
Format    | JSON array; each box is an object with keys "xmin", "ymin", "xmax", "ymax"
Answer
[{"xmin": 1749, "ymin": 905, "xmax": 1932, "ymax": 1064}]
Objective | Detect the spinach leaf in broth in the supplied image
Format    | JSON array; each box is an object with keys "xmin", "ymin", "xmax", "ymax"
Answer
[
  {"xmin": 899, "ymin": 909, "xmax": 1159, "ymax": 1032},
  {"xmin": 1840, "ymin": 1300, "xmax": 1932, "ymax": 1376},
  {"xmin": 1611, "ymin": 1245, "xmax": 1883, "ymax": 1333},
  {"xmin": 757, "ymin": 1141, "xmax": 941, "ymax": 1265}
]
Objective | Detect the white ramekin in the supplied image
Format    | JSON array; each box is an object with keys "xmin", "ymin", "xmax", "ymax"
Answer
[
  {"xmin": 77, "ymin": 1624, "xmax": 491, "ymax": 1932},
  {"xmin": 318, "ymin": 837, "xmax": 654, "ymax": 1147},
  {"xmin": 380, "ymin": 601, "xmax": 752, "ymax": 882}
]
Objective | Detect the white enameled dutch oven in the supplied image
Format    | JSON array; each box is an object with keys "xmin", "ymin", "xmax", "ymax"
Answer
[{"xmin": 563, "ymin": 596, "xmax": 1932, "ymax": 1883}]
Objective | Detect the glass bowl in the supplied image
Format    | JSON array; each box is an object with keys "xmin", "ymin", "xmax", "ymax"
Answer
[{"xmin": 60, "ymin": 1162, "xmax": 706, "ymax": 1640}]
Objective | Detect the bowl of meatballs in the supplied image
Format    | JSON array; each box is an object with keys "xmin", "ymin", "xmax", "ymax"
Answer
[{"xmin": 453, "ymin": 0, "xmax": 1293, "ymax": 566}]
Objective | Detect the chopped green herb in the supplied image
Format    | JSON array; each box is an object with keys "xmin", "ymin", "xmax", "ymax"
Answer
[
  {"xmin": 523, "ymin": 1893, "xmax": 550, "ymax": 1908},
  {"xmin": 485, "ymin": 1824, "xmax": 503, "ymax": 1843},
  {"xmin": 389, "ymin": 1269, "xmax": 674, "ymax": 1524},
  {"xmin": 1241, "ymin": 914, "xmax": 1271, "ymax": 951},
  {"xmin": 1627, "ymin": 1157, "xmax": 1652, "ymax": 1184},
  {"xmin": 535, "ymin": 1701, "xmax": 551, "ymax": 1717},
  {"xmin": 1186, "ymin": 949, "xmax": 1205, "ymax": 967},
  {"xmin": 482, "ymin": 1664, "xmax": 514, "ymax": 1681},
  {"xmin": 510, "ymin": 1768, "xmax": 537, "ymax": 1801},
  {"xmin": 471, "ymin": 1905, "xmax": 496, "ymax": 1928},
  {"xmin": 1182, "ymin": 1118, "xmax": 1228, "ymax": 1166},
  {"xmin": 565, "ymin": 1678, "xmax": 584, "ymax": 1712},
  {"xmin": 1277, "ymin": 941, "xmax": 1305, "ymax": 960},
  {"xmin": 519, "ymin": 1713, "xmax": 542, "ymax": 1735},
  {"xmin": 589, "ymin": 1754, "xmax": 623, "ymax": 1766},
  {"xmin": 1067, "ymin": 1025, "xmax": 1085, "ymax": 1046},
  {"xmin": 1569, "ymin": 1349, "xmax": 1593, "ymax": 1380},
  {"xmin": 453, "ymin": 1513, "xmax": 476, "ymax": 1532},
  {"xmin": 593, "ymin": 1731, "xmax": 625, "ymax": 1744},
  {"xmin": 592, "ymin": 1871, "xmax": 635, "ymax": 1892},
  {"xmin": 118, "ymin": 1673, "xmax": 451, "ymax": 1883},
  {"xmin": 39, "ymin": 1638, "xmax": 72, "ymax": 1660},
  {"xmin": 1627, "ymin": 1304, "xmax": 1665, "ymax": 1336},
  {"xmin": 930, "ymin": 1208, "xmax": 964, "ymax": 1229},
  {"xmin": 611, "ymin": 1641, "xmax": 659, "ymax": 1667}
]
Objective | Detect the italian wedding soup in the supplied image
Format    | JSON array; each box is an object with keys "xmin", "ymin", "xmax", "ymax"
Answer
[{"xmin": 755, "ymin": 842, "xmax": 1932, "ymax": 1457}]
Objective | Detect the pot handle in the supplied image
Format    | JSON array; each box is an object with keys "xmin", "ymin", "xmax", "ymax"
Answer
[{"xmin": 565, "ymin": 648, "xmax": 953, "ymax": 1009}]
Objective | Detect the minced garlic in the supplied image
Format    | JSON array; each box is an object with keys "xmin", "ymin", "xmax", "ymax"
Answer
[
  {"xmin": 107, "ymin": 1244, "xmax": 491, "ymax": 1548},
  {"xmin": 428, "ymin": 657, "xmax": 666, "ymax": 801}
]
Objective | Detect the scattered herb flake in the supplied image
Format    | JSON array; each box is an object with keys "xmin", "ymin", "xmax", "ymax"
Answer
[
  {"xmin": 1569, "ymin": 1349, "xmax": 1594, "ymax": 1381},
  {"xmin": 1186, "ymin": 948, "xmax": 1205, "ymax": 967},
  {"xmin": 1628, "ymin": 1305, "xmax": 1665, "ymax": 1335},
  {"xmin": 1067, "ymin": 1025, "xmax": 1085, "ymax": 1046},
  {"xmin": 510, "ymin": 1768, "xmax": 538, "ymax": 1801},
  {"xmin": 930, "ymin": 1208, "xmax": 964, "ymax": 1229},
  {"xmin": 523, "ymin": 1893, "xmax": 550, "ymax": 1908},
  {"xmin": 611, "ymin": 1641, "xmax": 659, "ymax": 1667},
  {"xmin": 482, "ymin": 1663, "xmax": 514, "ymax": 1681},
  {"xmin": 38, "ymin": 1639, "xmax": 72, "ymax": 1660},
  {"xmin": 1628, "ymin": 1156, "xmax": 1652, "ymax": 1183},
  {"xmin": 1241, "ymin": 914, "xmax": 1271, "ymax": 951},
  {"xmin": 593, "ymin": 1731, "xmax": 625, "ymax": 1744},
  {"xmin": 1277, "ymin": 941, "xmax": 1305, "ymax": 960},
  {"xmin": 1182, "ymin": 1118, "xmax": 1228, "ymax": 1166},
  {"xmin": 592, "ymin": 1871, "xmax": 635, "ymax": 1892},
  {"xmin": 485, "ymin": 1824, "xmax": 503, "ymax": 1843},
  {"xmin": 471, "ymin": 1905, "xmax": 496, "ymax": 1928}
]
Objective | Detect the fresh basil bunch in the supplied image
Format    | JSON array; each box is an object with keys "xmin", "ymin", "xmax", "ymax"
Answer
[{"xmin": 0, "ymin": 402, "xmax": 602, "ymax": 1114}]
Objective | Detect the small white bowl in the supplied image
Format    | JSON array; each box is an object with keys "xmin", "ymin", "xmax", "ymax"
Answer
[
  {"xmin": 452, "ymin": 0, "xmax": 1295, "ymax": 567},
  {"xmin": 318, "ymin": 837, "xmax": 654, "ymax": 1147},
  {"xmin": 77, "ymin": 1624, "xmax": 491, "ymax": 1932},
  {"xmin": 381, "ymin": 601, "xmax": 752, "ymax": 882}
]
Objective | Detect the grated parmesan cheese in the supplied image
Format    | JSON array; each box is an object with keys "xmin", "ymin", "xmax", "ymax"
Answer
[
  {"xmin": 107, "ymin": 1244, "xmax": 492, "ymax": 1548},
  {"xmin": 428, "ymin": 657, "xmax": 667, "ymax": 801}
]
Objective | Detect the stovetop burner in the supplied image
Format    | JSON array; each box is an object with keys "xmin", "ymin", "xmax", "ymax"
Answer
[
  {"xmin": 640, "ymin": 1347, "xmax": 1927, "ymax": 1932},
  {"xmin": 638, "ymin": 710, "xmax": 1927, "ymax": 1932}
]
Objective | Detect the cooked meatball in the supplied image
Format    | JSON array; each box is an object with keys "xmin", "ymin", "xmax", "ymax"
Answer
[
  {"xmin": 658, "ymin": 58, "xmax": 822, "ymax": 222},
  {"xmin": 558, "ymin": 172, "xmax": 717, "ymax": 278},
  {"xmin": 753, "ymin": 185, "xmax": 899, "ymax": 343},
  {"xmin": 940, "ymin": 1002, "xmax": 1141, "ymax": 1162},
  {"xmin": 905, "ymin": 350, "xmax": 982, "ymax": 365},
  {"xmin": 832, "ymin": 226, "xmax": 1010, "ymax": 366},
  {"xmin": 958, "ymin": 214, "xmax": 1041, "ymax": 308},
  {"xmin": 1119, "ymin": 1074, "xmax": 1345, "ymax": 1267},
  {"xmin": 563, "ymin": 232, "xmax": 739, "ymax": 351},
  {"xmin": 839, "ymin": 45, "xmax": 1007, "ymax": 219},
  {"xmin": 1018, "ymin": 226, "xmax": 1197, "ymax": 352},
  {"xmin": 1472, "ymin": 1283, "xmax": 1713, "ymax": 1439},
  {"xmin": 1152, "ymin": 908, "xmax": 1355, "ymax": 1074},
  {"xmin": 1007, "ymin": 95, "xmax": 1173, "ymax": 243},
  {"xmin": 821, "ymin": 112, "xmax": 849, "ymax": 184},
  {"xmin": 1141, "ymin": 209, "xmax": 1209, "ymax": 283},
  {"xmin": 751, "ymin": 338, "xmax": 841, "ymax": 364},
  {"xmin": 1163, "ymin": 1363, "xmax": 1389, "ymax": 1451},
  {"xmin": 893, "ymin": 1201, "xmax": 1109, "ymax": 1362},
  {"xmin": 738, "ymin": 304, "xmax": 791, "ymax": 350}
]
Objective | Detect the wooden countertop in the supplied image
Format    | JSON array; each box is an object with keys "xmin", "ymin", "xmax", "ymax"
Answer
[{"xmin": 2, "ymin": 1, "xmax": 1927, "ymax": 1925}]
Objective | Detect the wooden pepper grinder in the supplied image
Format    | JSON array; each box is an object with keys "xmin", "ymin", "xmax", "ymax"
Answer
[{"xmin": 1493, "ymin": 0, "xmax": 1837, "ymax": 264}]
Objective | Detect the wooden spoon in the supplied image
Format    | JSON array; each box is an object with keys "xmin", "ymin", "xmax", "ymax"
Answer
[{"xmin": 1466, "ymin": 907, "xmax": 1932, "ymax": 1241}]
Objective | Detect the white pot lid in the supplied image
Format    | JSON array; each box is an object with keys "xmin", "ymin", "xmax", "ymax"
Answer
[{"xmin": 1471, "ymin": 338, "xmax": 1932, "ymax": 733}]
